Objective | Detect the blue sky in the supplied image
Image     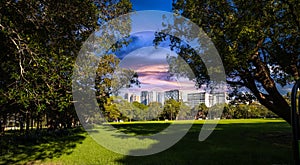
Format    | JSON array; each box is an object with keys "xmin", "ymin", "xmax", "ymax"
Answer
[
  {"xmin": 113, "ymin": 0, "xmax": 292, "ymax": 95},
  {"xmin": 113, "ymin": 2, "xmax": 199, "ymax": 94},
  {"xmin": 131, "ymin": 0, "xmax": 172, "ymax": 11},
  {"xmin": 115, "ymin": 32, "xmax": 199, "ymax": 94}
]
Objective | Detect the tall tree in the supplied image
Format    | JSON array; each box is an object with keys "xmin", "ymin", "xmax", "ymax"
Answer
[
  {"xmin": 163, "ymin": 99, "xmax": 181, "ymax": 120},
  {"xmin": 148, "ymin": 102, "xmax": 163, "ymax": 121},
  {"xmin": 155, "ymin": 0, "xmax": 299, "ymax": 124},
  {"xmin": 0, "ymin": 0, "xmax": 132, "ymax": 131}
]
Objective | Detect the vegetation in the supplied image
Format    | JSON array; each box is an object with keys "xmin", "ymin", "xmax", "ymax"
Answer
[
  {"xmin": 155, "ymin": 0, "xmax": 300, "ymax": 124},
  {"xmin": 0, "ymin": 1, "xmax": 297, "ymax": 164},
  {"xmin": 1, "ymin": 0, "xmax": 297, "ymax": 130},
  {"xmin": 0, "ymin": 0, "xmax": 132, "ymax": 133},
  {"xmin": 100, "ymin": 96, "xmax": 277, "ymax": 122},
  {"xmin": 0, "ymin": 119, "xmax": 292, "ymax": 164}
]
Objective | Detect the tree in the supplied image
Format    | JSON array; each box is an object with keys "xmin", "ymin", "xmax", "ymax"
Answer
[
  {"xmin": 230, "ymin": 91, "xmax": 257, "ymax": 105},
  {"xmin": 193, "ymin": 103, "xmax": 208, "ymax": 119},
  {"xmin": 163, "ymin": 99, "xmax": 181, "ymax": 120},
  {"xmin": 222, "ymin": 103, "xmax": 234, "ymax": 119},
  {"xmin": 234, "ymin": 104, "xmax": 249, "ymax": 119},
  {"xmin": 155, "ymin": 0, "xmax": 299, "ymax": 124},
  {"xmin": 117, "ymin": 98, "xmax": 136, "ymax": 122},
  {"xmin": 0, "ymin": 0, "xmax": 132, "ymax": 132},
  {"xmin": 176, "ymin": 102, "xmax": 193, "ymax": 120},
  {"xmin": 111, "ymin": 68, "xmax": 141, "ymax": 96},
  {"xmin": 104, "ymin": 96, "xmax": 122, "ymax": 122},
  {"xmin": 131, "ymin": 101, "xmax": 148, "ymax": 121},
  {"xmin": 148, "ymin": 102, "xmax": 163, "ymax": 121}
]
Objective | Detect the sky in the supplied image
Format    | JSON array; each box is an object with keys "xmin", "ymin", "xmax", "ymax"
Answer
[
  {"xmin": 112, "ymin": 0, "xmax": 292, "ymax": 96},
  {"xmin": 115, "ymin": 31, "xmax": 200, "ymax": 95},
  {"xmin": 111, "ymin": 1, "xmax": 203, "ymax": 95},
  {"xmin": 131, "ymin": 0, "xmax": 172, "ymax": 12}
]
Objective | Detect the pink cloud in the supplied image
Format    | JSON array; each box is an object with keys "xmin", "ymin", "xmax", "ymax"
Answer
[
  {"xmin": 132, "ymin": 64, "xmax": 197, "ymax": 92},
  {"xmin": 117, "ymin": 46, "xmax": 198, "ymax": 93}
]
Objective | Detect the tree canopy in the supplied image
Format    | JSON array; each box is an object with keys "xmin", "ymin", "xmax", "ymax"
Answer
[
  {"xmin": 155, "ymin": 0, "xmax": 299, "ymax": 124},
  {"xmin": 0, "ymin": 0, "xmax": 132, "ymax": 132}
]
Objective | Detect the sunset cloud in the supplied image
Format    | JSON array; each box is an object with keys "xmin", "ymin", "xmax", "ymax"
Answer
[{"xmin": 117, "ymin": 45, "xmax": 198, "ymax": 94}]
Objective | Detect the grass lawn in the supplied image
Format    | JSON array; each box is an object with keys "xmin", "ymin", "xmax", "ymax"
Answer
[{"xmin": 0, "ymin": 119, "xmax": 293, "ymax": 164}]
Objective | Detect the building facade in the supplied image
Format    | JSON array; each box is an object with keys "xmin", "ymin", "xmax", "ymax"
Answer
[
  {"xmin": 164, "ymin": 90, "xmax": 180, "ymax": 102},
  {"xmin": 122, "ymin": 90, "xmax": 227, "ymax": 107}
]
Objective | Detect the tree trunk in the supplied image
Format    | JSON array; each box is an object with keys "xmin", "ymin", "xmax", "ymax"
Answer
[
  {"xmin": 25, "ymin": 111, "xmax": 30, "ymax": 133},
  {"xmin": 30, "ymin": 113, "xmax": 34, "ymax": 130},
  {"xmin": 246, "ymin": 49, "xmax": 292, "ymax": 124},
  {"xmin": 36, "ymin": 112, "xmax": 40, "ymax": 131},
  {"xmin": 19, "ymin": 115, "xmax": 24, "ymax": 133}
]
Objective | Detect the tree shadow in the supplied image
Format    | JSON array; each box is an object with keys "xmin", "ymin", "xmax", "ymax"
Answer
[
  {"xmin": 0, "ymin": 128, "xmax": 86, "ymax": 164},
  {"xmin": 113, "ymin": 121, "xmax": 293, "ymax": 165},
  {"xmin": 111, "ymin": 123, "xmax": 171, "ymax": 136}
]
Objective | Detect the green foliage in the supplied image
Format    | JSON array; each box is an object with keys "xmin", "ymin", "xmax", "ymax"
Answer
[
  {"xmin": 103, "ymin": 96, "xmax": 121, "ymax": 121},
  {"xmin": 103, "ymin": 96, "xmax": 276, "ymax": 121},
  {"xmin": 193, "ymin": 103, "xmax": 209, "ymax": 119},
  {"xmin": 0, "ymin": 0, "xmax": 132, "ymax": 131},
  {"xmin": 131, "ymin": 101, "xmax": 148, "ymax": 121},
  {"xmin": 224, "ymin": 102, "xmax": 278, "ymax": 119},
  {"xmin": 132, "ymin": 101, "xmax": 147, "ymax": 110},
  {"xmin": 148, "ymin": 102, "xmax": 163, "ymax": 121},
  {"xmin": 155, "ymin": 0, "xmax": 300, "ymax": 123},
  {"xmin": 175, "ymin": 102, "xmax": 188, "ymax": 120},
  {"xmin": 163, "ymin": 99, "xmax": 181, "ymax": 120},
  {"xmin": 103, "ymin": 98, "xmax": 151, "ymax": 122}
]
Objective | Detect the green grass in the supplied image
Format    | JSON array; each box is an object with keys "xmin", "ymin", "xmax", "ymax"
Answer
[{"xmin": 0, "ymin": 119, "xmax": 293, "ymax": 164}]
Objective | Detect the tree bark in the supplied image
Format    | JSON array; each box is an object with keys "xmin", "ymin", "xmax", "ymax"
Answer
[
  {"xmin": 25, "ymin": 111, "xmax": 30, "ymax": 133},
  {"xmin": 245, "ymin": 47, "xmax": 291, "ymax": 124}
]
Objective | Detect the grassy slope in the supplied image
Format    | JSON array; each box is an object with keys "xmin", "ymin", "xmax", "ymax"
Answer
[{"xmin": 0, "ymin": 119, "xmax": 293, "ymax": 165}]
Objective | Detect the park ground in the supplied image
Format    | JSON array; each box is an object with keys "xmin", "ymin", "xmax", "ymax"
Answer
[{"xmin": 0, "ymin": 119, "xmax": 293, "ymax": 165}]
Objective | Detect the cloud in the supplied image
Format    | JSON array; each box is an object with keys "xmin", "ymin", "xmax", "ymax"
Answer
[
  {"xmin": 115, "ymin": 32, "xmax": 200, "ymax": 95},
  {"xmin": 119, "ymin": 56, "xmax": 197, "ymax": 93},
  {"xmin": 115, "ymin": 31, "xmax": 170, "ymax": 59},
  {"xmin": 115, "ymin": 32, "xmax": 155, "ymax": 59},
  {"xmin": 119, "ymin": 45, "xmax": 174, "ymax": 67}
]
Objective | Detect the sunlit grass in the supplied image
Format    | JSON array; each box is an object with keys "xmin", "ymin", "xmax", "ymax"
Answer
[
  {"xmin": 0, "ymin": 119, "xmax": 293, "ymax": 164},
  {"xmin": 108, "ymin": 118, "xmax": 286, "ymax": 125}
]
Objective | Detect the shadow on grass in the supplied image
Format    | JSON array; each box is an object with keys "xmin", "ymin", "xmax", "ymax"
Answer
[
  {"xmin": 110, "ymin": 123, "xmax": 171, "ymax": 136},
  {"xmin": 112, "ymin": 121, "xmax": 293, "ymax": 165},
  {"xmin": 0, "ymin": 127, "xmax": 86, "ymax": 164}
]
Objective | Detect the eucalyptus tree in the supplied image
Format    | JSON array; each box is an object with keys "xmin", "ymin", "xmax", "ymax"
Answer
[
  {"xmin": 155, "ymin": 0, "xmax": 299, "ymax": 124},
  {"xmin": 0, "ymin": 0, "xmax": 132, "ymax": 132}
]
